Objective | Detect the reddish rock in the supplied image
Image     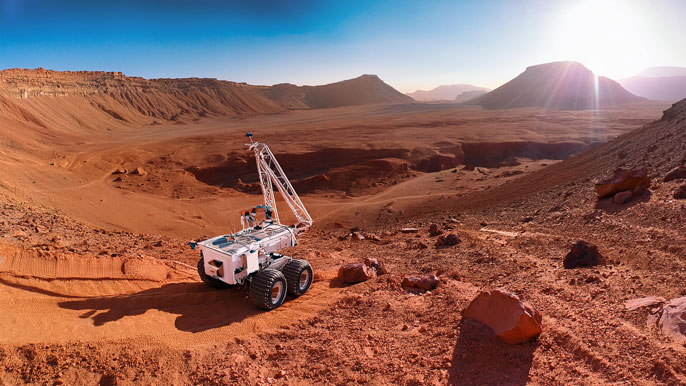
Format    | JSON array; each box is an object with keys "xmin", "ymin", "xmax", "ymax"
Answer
[
  {"xmin": 364, "ymin": 258, "xmax": 388, "ymax": 275},
  {"xmin": 413, "ymin": 241, "xmax": 428, "ymax": 249},
  {"xmin": 112, "ymin": 167, "xmax": 127, "ymax": 175},
  {"xmin": 595, "ymin": 168, "xmax": 650, "ymax": 199},
  {"xmin": 563, "ymin": 240, "xmax": 603, "ymax": 269},
  {"xmin": 461, "ymin": 164, "xmax": 475, "ymax": 171},
  {"xmin": 351, "ymin": 232, "xmax": 365, "ymax": 241},
  {"xmin": 663, "ymin": 166, "xmax": 686, "ymax": 182},
  {"xmin": 462, "ymin": 289, "xmax": 543, "ymax": 344},
  {"xmin": 429, "ymin": 223, "xmax": 443, "ymax": 236},
  {"xmin": 338, "ymin": 263, "xmax": 374, "ymax": 284},
  {"xmin": 674, "ymin": 185, "xmax": 686, "ymax": 199},
  {"xmin": 401, "ymin": 275, "xmax": 439, "ymax": 293},
  {"xmin": 624, "ymin": 295, "xmax": 665, "ymax": 311},
  {"xmin": 613, "ymin": 190, "xmax": 633, "ymax": 205},
  {"xmin": 436, "ymin": 233, "xmax": 460, "ymax": 246},
  {"xmin": 130, "ymin": 167, "xmax": 146, "ymax": 176},
  {"xmin": 648, "ymin": 296, "xmax": 686, "ymax": 344}
]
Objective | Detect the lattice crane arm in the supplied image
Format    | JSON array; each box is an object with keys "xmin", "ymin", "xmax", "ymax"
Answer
[{"xmin": 246, "ymin": 133, "xmax": 313, "ymax": 232}]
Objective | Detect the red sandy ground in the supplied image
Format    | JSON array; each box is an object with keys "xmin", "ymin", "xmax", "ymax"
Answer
[{"xmin": 0, "ymin": 79, "xmax": 685, "ymax": 385}]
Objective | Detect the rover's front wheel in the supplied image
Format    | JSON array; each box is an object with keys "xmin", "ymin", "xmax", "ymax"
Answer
[{"xmin": 249, "ymin": 269, "xmax": 288, "ymax": 310}]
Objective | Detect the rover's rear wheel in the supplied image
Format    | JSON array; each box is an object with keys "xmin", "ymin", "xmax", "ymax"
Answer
[
  {"xmin": 282, "ymin": 259, "xmax": 313, "ymax": 297},
  {"xmin": 249, "ymin": 269, "xmax": 288, "ymax": 310},
  {"xmin": 197, "ymin": 257, "xmax": 231, "ymax": 289}
]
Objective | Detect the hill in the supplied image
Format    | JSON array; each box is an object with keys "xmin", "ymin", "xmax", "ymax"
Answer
[
  {"xmin": 454, "ymin": 89, "xmax": 488, "ymax": 103},
  {"xmin": 0, "ymin": 69, "xmax": 411, "ymax": 132},
  {"xmin": 619, "ymin": 67, "xmax": 686, "ymax": 102},
  {"xmin": 406, "ymin": 84, "xmax": 489, "ymax": 101},
  {"xmin": 470, "ymin": 61, "xmax": 643, "ymax": 109},
  {"xmin": 636, "ymin": 66, "xmax": 686, "ymax": 78}
]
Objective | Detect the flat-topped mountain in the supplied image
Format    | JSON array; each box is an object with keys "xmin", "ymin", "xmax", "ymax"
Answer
[{"xmin": 469, "ymin": 61, "xmax": 643, "ymax": 109}]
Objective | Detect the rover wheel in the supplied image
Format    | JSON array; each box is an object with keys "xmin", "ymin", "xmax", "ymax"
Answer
[
  {"xmin": 249, "ymin": 269, "xmax": 287, "ymax": 310},
  {"xmin": 197, "ymin": 257, "xmax": 231, "ymax": 289},
  {"xmin": 282, "ymin": 259, "xmax": 313, "ymax": 297}
]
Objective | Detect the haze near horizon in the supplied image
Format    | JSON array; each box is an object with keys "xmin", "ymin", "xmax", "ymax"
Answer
[{"xmin": 1, "ymin": 0, "xmax": 684, "ymax": 93}]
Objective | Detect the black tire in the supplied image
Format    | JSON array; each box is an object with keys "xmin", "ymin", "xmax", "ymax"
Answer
[
  {"xmin": 282, "ymin": 259, "xmax": 313, "ymax": 297},
  {"xmin": 249, "ymin": 269, "xmax": 287, "ymax": 310},
  {"xmin": 197, "ymin": 257, "xmax": 231, "ymax": 289}
]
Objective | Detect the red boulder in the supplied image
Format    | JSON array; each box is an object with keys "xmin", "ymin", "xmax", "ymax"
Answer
[
  {"xmin": 563, "ymin": 240, "xmax": 603, "ymax": 269},
  {"xmin": 338, "ymin": 263, "xmax": 374, "ymax": 284},
  {"xmin": 436, "ymin": 233, "xmax": 460, "ymax": 246},
  {"xmin": 595, "ymin": 168, "xmax": 650, "ymax": 199},
  {"xmin": 463, "ymin": 289, "xmax": 543, "ymax": 344},
  {"xmin": 401, "ymin": 275, "xmax": 439, "ymax": 293}
]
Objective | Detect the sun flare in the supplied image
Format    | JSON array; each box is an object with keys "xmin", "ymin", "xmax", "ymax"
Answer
[{"xmin": 550, "ymin": 0, "xmax": 653, "ymax": 78}]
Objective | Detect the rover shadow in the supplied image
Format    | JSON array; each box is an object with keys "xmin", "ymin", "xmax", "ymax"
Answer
[
  {"xmin": 58, "ymin": 282, "xmax": 260, "ymax": 333},
  {"xmin": 594, "ymin": 189, "xmax": 652, "ymax": 214},
  {"xmin": 448, "ymin": 319, "xmax": 537, "ymax": 386}
]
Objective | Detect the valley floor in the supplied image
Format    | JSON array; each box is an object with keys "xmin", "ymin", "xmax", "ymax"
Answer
[{"xmin": 1, "ymin": 101, "xmax": 685, "ymax": 385}]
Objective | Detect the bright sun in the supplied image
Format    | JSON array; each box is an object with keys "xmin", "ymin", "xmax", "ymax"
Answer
[{"xmin": 550, "ymin": 0, "xmax": 653, "ymax": 78}]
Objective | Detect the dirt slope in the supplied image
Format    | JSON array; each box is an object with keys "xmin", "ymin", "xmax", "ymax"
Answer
[{"xmin": 471, "ymin": 61, "xmax": 643, "ymax": 110}]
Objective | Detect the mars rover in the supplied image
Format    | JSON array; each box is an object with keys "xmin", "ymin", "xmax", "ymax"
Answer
[{"xmin": 190, "ymin": 133, "xmax": 313, "ymax": 310}]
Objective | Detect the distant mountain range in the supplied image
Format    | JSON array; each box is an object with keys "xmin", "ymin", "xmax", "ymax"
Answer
[
  {"xmin": 619, "ymin": 66, "xmax": 686, "ymax": 102},
  {"xmin": 468, "ymin": 61, "xmax": 643, "ymax": 110},
  {"xmin": 406, "ymin": 84, "xmax": 489, "ymax": 101},
  {"xmin": 0, "ymin": 69, "xmax": 413, "ymax": 129}
]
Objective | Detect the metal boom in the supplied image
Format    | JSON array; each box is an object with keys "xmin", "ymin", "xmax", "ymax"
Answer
[{"xmin": 248, "ymin": 139, "xmax": 313, "ymax": 231}]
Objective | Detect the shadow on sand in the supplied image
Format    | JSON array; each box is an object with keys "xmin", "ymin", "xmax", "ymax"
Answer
[
  {"xmin": 58, "ymin": 282, "xmax": 260, "ymax": 333},
  {"xmin": 448, "ymin": 319, "xmax": 538, "ymax": 386},
  {"xmin": 594, "ymin": 189, "xmax": 652, "ymax": 214}
]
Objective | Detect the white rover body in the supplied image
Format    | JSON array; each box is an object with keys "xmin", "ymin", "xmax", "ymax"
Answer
[{"xmin": 191, "ymin": 133, "xmax": 314, "ymax": 310}]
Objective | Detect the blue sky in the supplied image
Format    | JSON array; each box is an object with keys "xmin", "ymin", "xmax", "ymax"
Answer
[{"xmin": 1, "ymin": 0, "xmax": 684, "ymax": 92}]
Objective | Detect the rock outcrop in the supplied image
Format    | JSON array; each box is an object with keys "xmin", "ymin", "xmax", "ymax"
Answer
[{"xmin": 595, "ymin": 168, "xmax": 650, "ymax": 199}]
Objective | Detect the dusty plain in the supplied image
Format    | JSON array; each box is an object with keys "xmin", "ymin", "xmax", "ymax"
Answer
[{"xmin": 1, "ymin": 88, "xmax": 685, "ymax": 385}]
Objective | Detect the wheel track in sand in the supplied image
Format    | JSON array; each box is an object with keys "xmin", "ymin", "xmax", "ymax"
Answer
[{"xmin": 0, "ymin": 243, "xmax": 343, "ymax": 348}]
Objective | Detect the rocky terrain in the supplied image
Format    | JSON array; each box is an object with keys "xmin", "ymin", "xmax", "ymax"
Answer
[{"xmin": 0, "ymin": 68, "xmax": 685, "ymax": 385}]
